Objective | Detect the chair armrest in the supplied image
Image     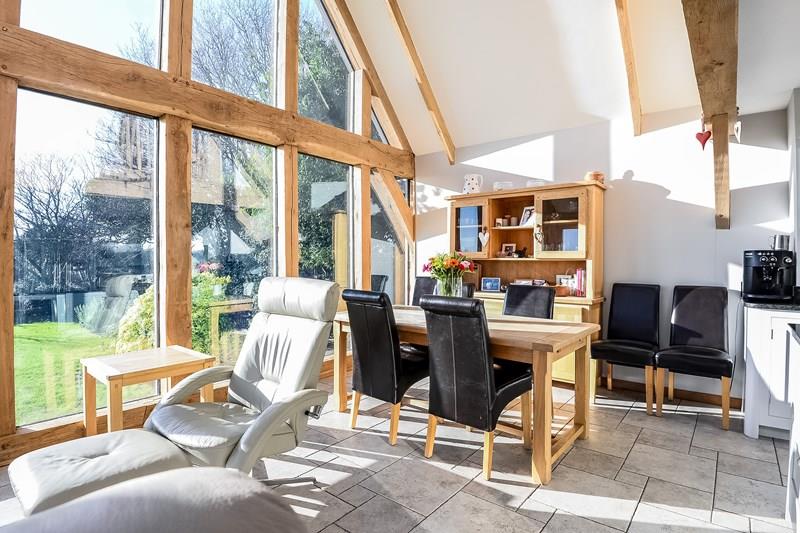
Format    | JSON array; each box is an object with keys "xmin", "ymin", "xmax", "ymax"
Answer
[
  {"xmin": 158, "ymin": 365, "xmax": 235, "ymax": 407},
  {"xmin": 225, "ymin": 388, "xmax": 329, "ymax": 473}
]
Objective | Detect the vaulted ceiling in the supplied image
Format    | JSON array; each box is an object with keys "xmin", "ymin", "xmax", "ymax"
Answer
[{"xmin": 345, "ymin": 0, "xmax": 800, "ymax": 156}]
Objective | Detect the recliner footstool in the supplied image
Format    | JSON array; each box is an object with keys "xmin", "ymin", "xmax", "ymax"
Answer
[{"xmin": 8, "ymin": 429, "xmax": 191, "ymax": 515}]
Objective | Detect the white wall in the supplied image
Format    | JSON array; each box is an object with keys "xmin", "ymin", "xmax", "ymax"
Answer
[{"xmin": 415, "ymin": 113, "xmax": 792, "ymax": 397}]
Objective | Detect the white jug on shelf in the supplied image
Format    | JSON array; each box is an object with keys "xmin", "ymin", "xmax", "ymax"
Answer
[{"xmin": 462, "ymin": 174, "xmax": 483, "ymax": 194}]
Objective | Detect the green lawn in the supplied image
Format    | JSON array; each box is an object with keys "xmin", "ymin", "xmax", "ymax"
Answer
[{"xmin": 14, "ymin": 322, "xmax": 156, "ymax": 426}]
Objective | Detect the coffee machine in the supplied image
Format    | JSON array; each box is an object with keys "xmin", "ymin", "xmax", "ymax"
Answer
[{"xmin": 742, "ymin": 249, "xmax": 796, "ymax": 302}]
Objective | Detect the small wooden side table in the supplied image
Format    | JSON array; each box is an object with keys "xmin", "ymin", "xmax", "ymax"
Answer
[{"xmin": 82, "ymin": 345, "xmax": 216, "ymax": 435}]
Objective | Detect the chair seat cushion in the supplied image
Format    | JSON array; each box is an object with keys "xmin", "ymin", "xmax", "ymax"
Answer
[
  {"xmin": 491, "ymin": 361, "xmax": 532, "ymax": 429},
  {"xmin": 148, "ymin": 402, "xmax": 295, "ymax": 466},
  {"xmin": 8, "ymin": 429, "xmax": 191, "ymax": 516},
  {"xmin": 655, "ymin": 346, "xmax": 734, "ymax": 378},
  {"xmin": 397, "ymin": 345, "xmax": 430, "ymax": 397},
  {"xmin": 400, "ymin": 343, "xmax": 429, "ymax": 358},
  {"xmin": 591, "ymin": 339, "xmax": 657, "ymax": 367}
]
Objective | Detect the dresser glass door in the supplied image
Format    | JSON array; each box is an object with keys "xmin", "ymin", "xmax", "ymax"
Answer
[
  {"xmin": 454, "ymin": 205, "xmax": 483, "ymax": 253},
  {"xmin": 539, "ymin": 196, "xmax": 580, "ymax": 252}
]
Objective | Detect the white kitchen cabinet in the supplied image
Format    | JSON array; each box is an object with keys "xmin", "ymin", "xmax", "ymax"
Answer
[{"xmin": 744, "ymin": 306, "xmax": 798, "ymax": 438}]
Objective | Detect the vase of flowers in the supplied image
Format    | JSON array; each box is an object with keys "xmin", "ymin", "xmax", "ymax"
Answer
[{"xmin": 423, "ymin": 252, "xmax": 476, "ymax": 297}]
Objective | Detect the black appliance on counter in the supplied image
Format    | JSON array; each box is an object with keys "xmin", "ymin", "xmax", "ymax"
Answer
[{"xmin": 742, "ymin": 249, "xmax": 796, "ymax": 302}]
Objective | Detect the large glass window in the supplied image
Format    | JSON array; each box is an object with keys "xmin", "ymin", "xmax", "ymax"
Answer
[
  {"xmin": 371, "ymin": 188, "xmax": 407, "ymax": 304},
  {"xmin": 191, "ymin": 130, "xmax": 275, "ymax": 365},
  {"xmin": 21, "ymin": 0, "xmax": 161, "ymax": 67},
  {"xmin": 192, "ymin": 0, "xmax": 278, "ymax": 105},
  {"xmin": 298, "ymin": 153, "xmax": 351, "ymax": 285},
  {"xmin": 14, "ymin": 91, "xmax": 157, "ymax": 425},
  {"xmin": 298, "ymin": 0, "xmax": 353, "ymax": 130}
]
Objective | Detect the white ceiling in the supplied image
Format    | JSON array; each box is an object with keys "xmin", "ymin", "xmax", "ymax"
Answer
[{"xmin": 345, "ymin": 0, "xmax": 800, "ymax": 156}]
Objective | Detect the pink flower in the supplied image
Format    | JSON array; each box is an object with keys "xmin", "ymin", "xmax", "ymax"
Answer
[{"xmin": 423, "ymin": 263, "xmax": 431, "ymax": 272}]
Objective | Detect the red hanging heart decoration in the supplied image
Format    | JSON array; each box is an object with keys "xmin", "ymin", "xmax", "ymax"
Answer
[{"xmin": 696, "ymin": 130, "xmax": 711, "ymax": 150}]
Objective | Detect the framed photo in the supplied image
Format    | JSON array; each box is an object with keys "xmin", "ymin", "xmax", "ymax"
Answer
[
  {"xmin": 519, "ymin": 206, "xmax": 536, "ymax": 227},
  {"xmin": 555, "ymin": 274, "xmax": 574, "ymax": 286},
  {"xmin": 500, "ymin": 243, "xmax": 516, "ymax": 256},
  {"xmin": 513, "ymin": 279, "xmax": 533, "ymax": 285},
  {"xmin": 481, "ymin": 277, "xmax": 501, "ymax": 292}
]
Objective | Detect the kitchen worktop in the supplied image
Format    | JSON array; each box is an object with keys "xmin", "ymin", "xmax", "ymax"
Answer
[{"xmin": 744, "ymin": 301, "xmax": 800, "ymax": 311}]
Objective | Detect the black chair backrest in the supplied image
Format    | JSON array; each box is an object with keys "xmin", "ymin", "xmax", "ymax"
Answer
[
  {"xmin": 669, "ymin": 285, "xmax": 728, "ymax": 351},
  {"xmin": 371, "ymin": 274, "xmax": 388, "ymax": 293},
  {"xmin": 502, "ymin": 285, "xmax": 555, "ymax": 319},
  {"xmin": 412, "ymin": 276, "xmax": 437, "ymax": 306},
  {"xmin": 462, "ymin": 282, "xmax": 476, "ymax": 298},
  {"xmin": 607, "ymin": 283, "xmax": 661, "ymax": 345},
  {"xmin": 342, "ymin": 289, "xmax": 403, "ymax": 403},
  {"xmin": 419, "ymin": 295, "xmax": 495, "ymax": 429}
]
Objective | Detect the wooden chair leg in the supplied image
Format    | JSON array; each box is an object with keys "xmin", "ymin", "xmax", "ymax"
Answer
[
  {"xmin": 521, "ymin": 391, "xmax": 532, "ymax": 450},
  {"xmin": 606, "ymin": 362, "xmax": 613, "ymax": 391},
  {"xmin": 388, "ymin": 402, "xmax": 401, "ymax": 445},
  {"xmin": 483, "ymin": 431, "xmax": 494, "ymax": 480},
  {"xmin": 668, "ymin": 371, "xmax": 675, "ymax": 401},
  {"xmin": 349, "ymin": 391, "xmax": 362, "ymax": 429},
  {"xmin": 721, "ymin": 376, "xmax": 730, "ymax": 430},
  {"xmin": 655, "ymin": 368, "xmax": 665, "ymax": 416},
  {"xmin": 424, "ymin": 415, "xmax": 438, "ymax": 458},
  {"xmin": 644, "ymin": 365, "xmax": 654, "ymax": 416}
]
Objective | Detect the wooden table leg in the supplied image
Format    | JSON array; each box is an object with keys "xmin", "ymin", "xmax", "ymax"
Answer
[
  {"xmin": 531, "ymin": 352, "xmax": 553, "ymax": 485},
  {"xmin": 333, "ymin": 321, "xmax": 348, "ymax": 412},
  {"xmin": 107, "ymin": 378, "xmax": 123, "ymax": 432},
  {"xmin": 574, "ymin": 336, "xmax": 591, "ymax": 440},
  {"xmin": 83, "ymin": 366, "xmax": 97, "ymax": 436}
]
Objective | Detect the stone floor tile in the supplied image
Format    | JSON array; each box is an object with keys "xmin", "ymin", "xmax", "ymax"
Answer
[
  {"xmin": 527, "ymin": 465, "xmax": 642, "ymax": 530},
  {"xmin": 750, "ymin": 517, "xmax": 794, "ymax": 532},
  {"xmin": 516, "ymin": 493, "xmax": 557, "ymax": 523},
  {"xmin": 635, "ymin": 427, "xmax": 692, "ymax": 454},
  {"xmin": 412, "ymin": 492, "xmax": 545, "ymax": 533},
  {"xmin": 257, "ymin": 455, "xmax": 319, "ymax": 480},
  {"xmin": 337, "ymin": 484, "xmax": 375, "ymax": 507},
  {"xmin": 623, "ymin": 443, "xmax": 716, "ymax": 492},
  {"xmin": 717, "ymin": 451, "xmax": 782, "ymax": 485},
  {"xmin": 621, "ymin": 409, "xmax": 697, "ymax": 437},
  {"xmin": 689, "ymin": 446, "xmax": 717, "ymax": 460},
  {"xmin": 361, "ymin": 457, "xmax": 473, "ymax": 516},
  {"xmin": 692, "ymin": 415, "xmax": 776, "ymax": 462},
  {"xmin": 286, "ymin": 428, "xmax": 342, "ymax": 458},
  {"xmin": 460, "ymin": 455, "xmax": 537, "ymax": 511},
  {"xmin": 304, "ymin": 455, "xmax": 376, "ymax": 496},
  {"xmin": 320, "ymin": 525, "xmax": 348, "ymax": 533},
  {"xmin": 540, "ymin": 510, "xmax": 619, "ymax": 532},
  {"xmin": 560, "ymin": 447, "xmax": 623, "ymax": 479},
  {"xmin": 573, "ymin": 424, "xmax": 638, "ymax": 458},
  {"xmin": 273, "ymin": 482, "xmax": 354, "ymax": 533},
  {"xmin": 371, "ymin": 405, "xmax": 430, "ymax": 441},
  {"xmin": 711, "ymin": 509, "xmax": 749, "ymax": 532},
  {"xmin": 641, "ymin": 478, "xmax": 713, "ymax": 522},
  {"xmin": 408, "ymin": 422, "xmax": 485, "ymax": 466},
  {"xmin": 336, "ymin": 494, "xmax": 424, "ymax": 533},
  {"xmin": 0, "ymin": 468, "xmax": 8, "ymax": 487},
  {"xmin": 714, "ymin": 472, "xmax": 788, "ymax": 528},
  {"xmin": 775, "ymin": 439, "xmax": 790, "ymax": 478},
  {"xmin": 321, "ymin": 429, "xmax": 415, "ymax": 473},
  {"xmin": 629, "ymin": 503, "xmax": 732, "ymax": 533},
  {"xmin": 615, "ymin": 470, "xmax": 648, "ymax": 488}
]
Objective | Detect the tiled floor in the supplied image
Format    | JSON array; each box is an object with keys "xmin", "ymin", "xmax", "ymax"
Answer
[{"xmin": 0, "ymin": 378, "xmax": 793, "ymax": 532}]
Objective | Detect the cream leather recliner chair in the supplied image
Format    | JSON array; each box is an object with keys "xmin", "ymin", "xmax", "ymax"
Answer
[{"xmin": 145, "ymin": 276, "xmax": 340, "ymax": 475}]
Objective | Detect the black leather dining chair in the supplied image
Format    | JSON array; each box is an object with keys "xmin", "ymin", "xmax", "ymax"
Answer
[
  {"xmin": 419, "ymin": 295, "xmax": 532, "ymax": 480},
  {"xmin": 371, "ymin": 274, "xmax": 388, "ymax": 293},
  {"xmin": 462, "ymin": 282, "xmax": 476, "ymax": 298},
  {"xmin": 591, "ymin": 283, "xmax": 660, "ymax": 415},
  {"xmin": 411, "ymin": 277, "xmax": 437, "ymax": 306},
  {"xmin": 503, "ymin": 284, "xmax": 556, "ymax": 319},
  {"xmin": 342, "ymin": 289, "xmax": 430, "ymax": 444},
  {"xmin": 655, "ymin": 285, "xmax": 732, "ymax": 428}
]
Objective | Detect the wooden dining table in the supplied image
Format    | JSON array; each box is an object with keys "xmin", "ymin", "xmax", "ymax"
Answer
[{"xmin": 332, "ymin": 305, "xmax": 601, "ymax": 485}]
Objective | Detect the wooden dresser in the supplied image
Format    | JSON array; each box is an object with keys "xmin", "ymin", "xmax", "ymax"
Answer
[{"xmin": 447, "ymin": 180, "xmax": 604, "ymax": 383}]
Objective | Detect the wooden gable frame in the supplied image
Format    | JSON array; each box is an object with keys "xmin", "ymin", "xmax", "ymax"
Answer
[{"xmin": 0, "ymin": 0, "xmax": 416, "ymax": 462}]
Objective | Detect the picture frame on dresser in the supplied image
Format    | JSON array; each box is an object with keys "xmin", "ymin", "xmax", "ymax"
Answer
[{"xmin": 481, "ymin": 277, "xmax": 501, "ymax": 292}]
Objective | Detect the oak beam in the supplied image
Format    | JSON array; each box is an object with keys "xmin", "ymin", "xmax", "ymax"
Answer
[
  {"xmin": 0, "ymin": 25, "xmax": 414, "ymax": 177},
  {"xmin": 353, "ymin": 70, "xmax": 372, "ymax": 289},
  {"xmin": 682, "ymin": 0, "xmax": 738, "ymax": 132},
  {"xmin": 158, "ymin": 116, "xmax": 193, "ymax": 346},
  {"xmin": 322, "ymin": 0, "xmax": 411, "ymax": 152},
  {"xmin": 373, "ymin": 169, "xmax": 414, "ymax": 241},
  {"xmin": 0, "ymin": 0, "xmax": 20, "ymax": 436},
  {"xmin": 277, "ymin": 0, "xmax": 299, "ymax": 113},
  {"xmin": 614, "ymin": 0, "xmax": 642, "ymax": 136},
  {"xmin": 384, "ymin": 0, "xmax": 455, "ymax": 164},
  {"xmin": 162, "ymin": 0, "xmax": 193, "ymax": 78},
  {"xmin": 711, "ymin": 113, "xmax": 730, "ymax": 229},
  {"xmin": 276, "ymin": 145, "xmax": 299, "ymax": 277}
]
